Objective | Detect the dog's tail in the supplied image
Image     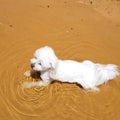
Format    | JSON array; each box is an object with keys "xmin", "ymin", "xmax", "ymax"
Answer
[{"xmin": 95, "ymin": 64, "xmax": 119, "ymax": 86}]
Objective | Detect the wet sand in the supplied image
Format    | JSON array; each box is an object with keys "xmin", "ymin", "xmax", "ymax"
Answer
[{"xmin": 0, "ymin": 0, "xmax": 120, "ymax": 120}]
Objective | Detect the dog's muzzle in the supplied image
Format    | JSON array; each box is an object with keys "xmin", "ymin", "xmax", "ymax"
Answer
[{"xmin": 31, "ymin": 63, "xmax": 35, "ymax": 68}]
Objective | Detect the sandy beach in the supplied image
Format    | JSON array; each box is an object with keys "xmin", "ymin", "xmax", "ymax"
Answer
[{"xmin": 0, "ymin": 0, "xmax": 120, "ymax": 120}]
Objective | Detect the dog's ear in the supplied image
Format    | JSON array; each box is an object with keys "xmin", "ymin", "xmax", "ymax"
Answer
[
  {"xmin": 50, "ymin": 59, "xmax": 57, "ymax": 69},
  {"xmin": 49, "ymin": 57, "xmax": 57, "ymax": 69},
  {"xmin": 41, "ymin": 56, "xmax": 57, "ymax": 69}
]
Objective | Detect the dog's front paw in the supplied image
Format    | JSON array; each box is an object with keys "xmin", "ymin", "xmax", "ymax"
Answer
[
  {"xmin": 21, "ymin": 80, "xmax": 50, "ymax": 89},
  {"xmin": 24, "ymin": 70, "xmax": 31, "ymax": 77},
  {"xmin": 38, "ymin": 81, "xmax": 49, "ymax": 87},
  {"xmin": 91, "ymin": 87, "xmax": 100, "ymax": 92},
  {"xmin": 85, "ymin": 87, "xmax": 100, "ymax": 92},
  {"xmin": 21, "ymin": 81, "xmax": 38, "ymax": 89}
]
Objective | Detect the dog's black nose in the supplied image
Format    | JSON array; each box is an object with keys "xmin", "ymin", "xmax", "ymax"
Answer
[{"xmin": 31, "ymin": 63, "xmax": 35, "ymax": 68}]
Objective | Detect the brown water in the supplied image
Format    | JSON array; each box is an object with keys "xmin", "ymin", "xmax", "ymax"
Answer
[{"xmin": 0, "ymin": 0, "xmax": 120, "ymax": 120}]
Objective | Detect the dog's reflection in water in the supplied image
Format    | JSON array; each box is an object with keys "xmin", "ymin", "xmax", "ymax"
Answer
[{"xmin": 30, "ymin": 70, "xmax": 41, "ymax": 79}]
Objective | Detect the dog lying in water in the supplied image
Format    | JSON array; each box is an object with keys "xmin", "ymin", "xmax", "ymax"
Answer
[{"xmin": 22, "ymin": 46, "xmax": 119, "ymax": 91}]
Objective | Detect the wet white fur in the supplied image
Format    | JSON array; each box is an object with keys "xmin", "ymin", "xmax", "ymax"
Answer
[{"xmin": 23, "ymin": 46, "xmax": 119, "ymax": 91}]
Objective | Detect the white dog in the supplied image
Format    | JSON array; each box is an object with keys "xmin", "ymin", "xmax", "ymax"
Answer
[{"xmin": 23, "ymin": 46, "xmax": 119, "ymax": 91}]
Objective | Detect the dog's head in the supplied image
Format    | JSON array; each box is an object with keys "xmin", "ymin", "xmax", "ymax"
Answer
[{"xmin": 30, "ymin": 46, "xmax": 58, "ymax": 72}]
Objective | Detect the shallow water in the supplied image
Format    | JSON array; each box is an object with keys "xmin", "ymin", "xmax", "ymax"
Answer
[{"xmin": 0, "ymin": 0, "xmax": 120, "ymax": 120}]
